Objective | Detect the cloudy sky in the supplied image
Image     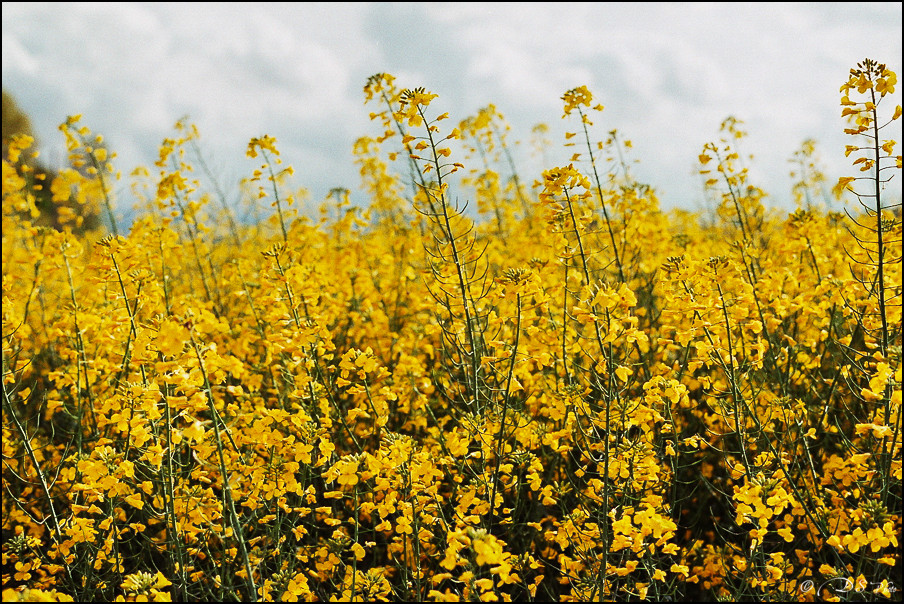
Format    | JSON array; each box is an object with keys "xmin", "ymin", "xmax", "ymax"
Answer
[{"xmin": 2, "ymin": 2, "xmax": 902, "ymax": 223}]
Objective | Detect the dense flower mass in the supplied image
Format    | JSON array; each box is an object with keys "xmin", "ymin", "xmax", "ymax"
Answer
[{"xmin": 2, "ymin": 59, "xmax": 901, "ymax": 602}]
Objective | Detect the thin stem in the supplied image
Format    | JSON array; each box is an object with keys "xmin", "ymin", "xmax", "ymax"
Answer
[
  {"xmin": 189, "ymin": 331, "xmax": 257, "ymax": 601},
  {"xmin": 488, "ymin": 291, "xmax": 521, "ymax": 529}
]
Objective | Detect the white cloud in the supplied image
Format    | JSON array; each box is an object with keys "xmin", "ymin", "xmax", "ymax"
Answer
[
  {"xmin": 2, "ymin": 2, "xmax": 900, "ymax": 219},
  {"xmin": 1, "ymin": 35, "xmax": 40, "ymax": 75}
]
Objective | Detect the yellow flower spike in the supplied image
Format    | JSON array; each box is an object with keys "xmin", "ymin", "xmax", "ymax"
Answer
[
  {"xmin": 247, "ymin": 134, "xmax": 280, "ymax": 158},
  {"xmin": 561, "ymin": 85, "xmax": 594, "ymax": 117}
]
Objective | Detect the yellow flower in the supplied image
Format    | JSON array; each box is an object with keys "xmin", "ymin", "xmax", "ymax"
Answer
[
  {"xmin": 333, "ymin": 457, "xmax": 360, "ymax": 487},
  {"xmin": 247, "ymin": 134, "xmax": 280, "ymax": 158},
  {"xmin": 397, "ymin": 87, "xmax": 438, "ymax": 127},
  {"xmin": 562, "ymin": 85, "xmax": 593, "ymax": 116},
  {"xmin": 155, "ymin": 319, "xmax": 189, "ymax": 358},
  {"xmin": 875, "ymin": 71, "xmax": 897, "ymax": 95},
  {"xmin": 832, "ymin": 176, "xmax": 856, "ymax": 198}
]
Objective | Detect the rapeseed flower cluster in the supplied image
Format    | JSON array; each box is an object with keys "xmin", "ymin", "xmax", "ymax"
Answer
[{"xmin": 2, "ymin": 58, "xmax": 900, "ymax": 602}]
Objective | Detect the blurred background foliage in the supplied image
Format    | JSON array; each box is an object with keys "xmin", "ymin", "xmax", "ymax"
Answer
[{"xmin": 2, "ymin": 90, "xmax": 100, "ymax": 233}]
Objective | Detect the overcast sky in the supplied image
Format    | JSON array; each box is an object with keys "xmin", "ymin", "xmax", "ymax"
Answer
[{"xmin": 2, "ymin": 2, "xmax": 902, "ymax": 223}]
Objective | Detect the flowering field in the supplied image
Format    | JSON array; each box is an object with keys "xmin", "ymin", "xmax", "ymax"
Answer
[{"xmin": 2, "ymin": 59, "xmax": 901, "ymax": 602}]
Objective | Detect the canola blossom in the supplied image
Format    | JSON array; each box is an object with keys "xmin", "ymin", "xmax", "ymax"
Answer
[{"xmin": 1, "ymin": 59, "xmax": 901, "ymax": 602}]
